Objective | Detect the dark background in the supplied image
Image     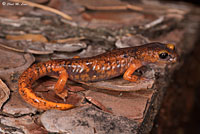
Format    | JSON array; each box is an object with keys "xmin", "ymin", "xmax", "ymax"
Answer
[{"xmin": 151, "ymin": 0, "xmax": 200, "ymax": 133}]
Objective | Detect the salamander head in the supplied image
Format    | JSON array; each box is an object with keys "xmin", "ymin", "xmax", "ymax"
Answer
[{"xmin": 138, "ymin": 42, "xmax": 178, "ymax": 64}]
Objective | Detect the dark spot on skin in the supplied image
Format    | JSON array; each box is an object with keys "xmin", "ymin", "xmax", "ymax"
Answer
[
  {"xmin": 43, "ymin": 64, "xmax": 48, "ymax": 73},
  {"xmin": 20, "ymin": 91, "xmax": 26, "ymax": 96},
  {"xmin": 29, "ymin": 77, "xmax": 33, "ymax": 83},
  {"xmin": 35, "ymin": 67, "xmax": 40, "ymax": 76},
  {"xmin": 63, "ymin": 61, "xmax": 67, "ymax": 69},
  {"xmin": 50, "ymin": 65, "xmax": 53, "ymax": 72},
  {"xmin": 43, "ymin": 101, "xmax": 46, "ymax": 106}
]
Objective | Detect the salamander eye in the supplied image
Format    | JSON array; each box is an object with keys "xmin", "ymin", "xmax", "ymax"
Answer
[{"xmin": 159, "ymin": 52, "xmax": 168, "ymax": 59}]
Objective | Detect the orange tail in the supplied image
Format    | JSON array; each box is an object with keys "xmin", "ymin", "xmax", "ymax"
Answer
[{"xmin": 18, "ymin": 61, "xmax": 74, "ymax": 110}]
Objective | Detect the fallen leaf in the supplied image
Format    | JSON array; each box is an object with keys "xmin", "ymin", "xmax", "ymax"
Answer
[
  {"xmin": 115, "ymin": 35, "xmax": 149, "ymax": 48},
  {"xmin": 6, "ymin": 34, "xmax": 48, "ymax": 43},
  {"xmin": 0, "ymin": 38, "xmax": 87, "ymax": 54},
  {"xmin": 51, "ymin": 37, "xmax": 85, "ymax": 43},
  {"xmin": 45, "ymin": 41, "xmax": 87, "ymax": 52}
]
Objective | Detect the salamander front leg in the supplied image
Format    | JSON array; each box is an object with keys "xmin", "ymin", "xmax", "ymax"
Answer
[
  {"xmin": 123, "ymin": 64, "xmax": 143, "ymax": 82},
  {"xmin": 54, "ymin": 68, "xmax": 69, "ymax": 100}
]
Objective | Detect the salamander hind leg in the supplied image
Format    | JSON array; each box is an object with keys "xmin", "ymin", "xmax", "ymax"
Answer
[
  {"xmin": 123, "ymin": 63, "xmax": 144, "ymax": 82},
  {"xmin": 53, "ymin": 67, "xmax": 69, "ymax": 101}
]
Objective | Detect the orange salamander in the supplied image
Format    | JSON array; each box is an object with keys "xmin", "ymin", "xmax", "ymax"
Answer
[{"xmin": 18, "ymin": 42, "xmax": 178, "ymax": 110}]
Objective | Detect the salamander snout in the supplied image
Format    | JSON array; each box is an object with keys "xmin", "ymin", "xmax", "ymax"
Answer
[
  {"xmin": 157, "ymin": 43, "xmax": 178, "ymax": 64},
  {"xmin": 168, "ymin": 54, "xmax": 177, "ymax": 63},
  {"xmin": 158, "ymin": 51, "xmax": 177, "ymax": 63}
]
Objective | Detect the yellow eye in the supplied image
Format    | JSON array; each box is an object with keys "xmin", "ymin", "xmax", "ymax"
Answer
[{"xmin": 167, "ymin": 44, "xmax": 175, "ymax": 50}]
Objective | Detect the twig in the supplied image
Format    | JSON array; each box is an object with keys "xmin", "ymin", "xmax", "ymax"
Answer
[
  {"xmin": 127, "ymin": 4, "xmax": 143, "ymax": 11},
  {"xmin": 143, "ymin": 16, "xmax": 164, "ymax": 29},
  {"xmin": 8, "ymin": 0, "xmax": 72, "ymax": 20},
  {"xmin": 85, "ymin": 4, "xmax": 143, "ymax": 12}
]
